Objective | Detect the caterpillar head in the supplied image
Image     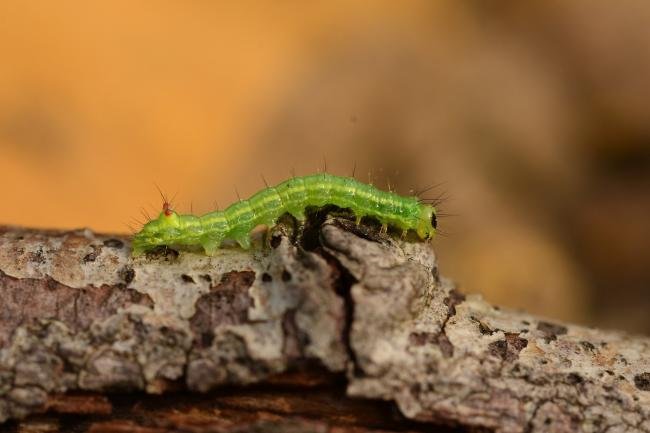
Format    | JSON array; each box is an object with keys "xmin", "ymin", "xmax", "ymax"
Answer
[
  {"xmin": 416, "ymin": 204, "xmax": 437, "ymax": 240},
  {"xmin": 131, "ymin": 209, "xmax": 181, "ymax": 256}
]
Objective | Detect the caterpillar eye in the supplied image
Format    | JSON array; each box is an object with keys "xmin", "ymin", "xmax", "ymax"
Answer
[{"xmin": 431, "ymin": 213, "xmax": 437, "ymax": 229}]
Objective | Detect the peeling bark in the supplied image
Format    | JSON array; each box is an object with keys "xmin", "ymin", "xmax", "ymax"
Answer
[{"xmin": 0, "ymin": 219, "xmax": 649, "ymax": 432}]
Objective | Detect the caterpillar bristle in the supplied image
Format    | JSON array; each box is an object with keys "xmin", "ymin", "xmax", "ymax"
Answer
[
  {"xmin": 418, "ymin": 190, "xmax": 450, "ymax": 207},
  {"xmin": 140, "ymin": 207, "xmax": 152, "ymax": 221},
  {"xmin": 414, "ymin": 182, "xmax": 445, "ymax": 197},
  {"xmin": 390, "ymin": 170, "xmax": 400, "ymax": 192},
  {"xmin": 154, "ymin": 183, "xmax": 170, "ymax": 207},
  {"xmin": 129, "ymin": 216, "xmax": 145, "ymax": 228},
  {"xmin": 154, "ymin": 183, "xmax": 178, "ymax": 216},
  {"xmin": 124, "ymin": 221, "xmax": 137, "ymax": 235},
  {"xmin": 434, "ymin": 229, "xmax": 451, "ymax": 238}
]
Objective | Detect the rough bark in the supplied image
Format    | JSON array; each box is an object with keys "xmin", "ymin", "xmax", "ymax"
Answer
[{"xmin": 0, "ymin": 218, "xmax": 649, "ymax": 433}]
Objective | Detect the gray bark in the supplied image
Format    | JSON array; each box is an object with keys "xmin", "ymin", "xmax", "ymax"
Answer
[{"xmin": 0, "ymin": 219, "xmax": 649, "ymax": 432}]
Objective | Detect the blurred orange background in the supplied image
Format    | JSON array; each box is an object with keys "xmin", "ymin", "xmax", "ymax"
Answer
[{"xmin": 1, "ymin": 1, "xmax": 649, "ymax": 331}]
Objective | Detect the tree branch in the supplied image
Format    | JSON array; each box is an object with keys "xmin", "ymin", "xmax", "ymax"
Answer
[{"xmin": 0, "ymin": 219, "xmax": 649, "ymax": 432}]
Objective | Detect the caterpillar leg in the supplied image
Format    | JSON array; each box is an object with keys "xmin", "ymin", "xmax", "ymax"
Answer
[
  {"xmin": 235, "ymin": 235, "xmax": 252, "ymax": 250},
  {"xmin": 380, "ymin": 223, "xmax": 388, "ymax": 235},
  {"xmin": 355, "ymin": 215, "xmax": 363, "ymax": 226},
  {"xmin": 201, "ymin": 239, "xmax": 220, "ymax": 256},
  {"xmin": 288, "ymin": 209, "xmax": 305, "ymax": 221}
]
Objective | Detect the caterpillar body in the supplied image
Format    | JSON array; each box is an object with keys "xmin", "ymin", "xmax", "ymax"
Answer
[{"xmin": 132, "ymin": 173, "xmax": 437, "ymax": 256}]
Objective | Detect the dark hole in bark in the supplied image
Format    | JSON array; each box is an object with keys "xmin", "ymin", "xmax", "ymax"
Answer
[
  {"xmin": 103, "ymin": 239, "xmax": 124, "ymax": 249},
  {"xmin": 118, "ymin": 266, "xmax": 135, "ymax": 285},
  {"xmin": 181, "ymin": 274, "xmax": 195, "ymax": 284}
]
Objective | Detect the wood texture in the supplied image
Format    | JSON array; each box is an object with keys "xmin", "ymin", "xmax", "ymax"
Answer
[{"xmin": 0, "ymin": 218, "xmax": 649, "ymax": 432}]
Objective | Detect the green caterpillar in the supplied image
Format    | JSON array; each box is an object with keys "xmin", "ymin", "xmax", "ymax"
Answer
[{"xmin": 132, "ymin": 173, "xmax": 437, "ymax": 256}]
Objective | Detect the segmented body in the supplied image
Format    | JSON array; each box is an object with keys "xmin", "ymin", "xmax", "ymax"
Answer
[{"xmin": 132, "ymin": 173, "xmax": 437, "ymax": 256}]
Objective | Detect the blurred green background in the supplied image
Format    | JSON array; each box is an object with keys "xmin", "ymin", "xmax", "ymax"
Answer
[{"xmin": 1, "ymin": 1, "xmax": 649, "ymax": 332}]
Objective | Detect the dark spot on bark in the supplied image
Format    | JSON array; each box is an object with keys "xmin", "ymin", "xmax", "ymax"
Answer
[
  {"xmin": 605, "ymin": 370, "xmax": 614, "ymax": 376},
  {"xmin": 488, "ymin": 334, "xmax": 528, "ymax": 362},
  {"xmin": 436, "ymin": 333, "xmax": 454, "ymax": 358},
  {"xmin": 505, "ymin": 333, "xmax": 528, "ymax": 361},
  {"xmin": 522, "ymin": 320, "xmax": 530, "ymax": 325},
  {"xmin": 181, "ymin": 274, "xmax": 195, "ymax": 284},
  {"xmin": 443, "ymin": 289, "xmax": 466, "ymax": 316},
  {"xmin": 606, "ymin": 395, "xmax": 624, "ymax": 405},
  {"xmin": 27, "ymin": 247, "xmax": 46, "ymax": 264},
  {"xmin": 537, "ymin": 321, "xmax": 567, "ymax": 343},
  {"xmin": 83, "ymin": 252, "xmax": 97, "ymax": 263},
  {"xmin": 262, "ymin": 273, "xmax": 272, "ymax": 282},
  {"xmin": 566, "ymin": 372, "xmax": 583, "ymax": 385},
  {"xmin": 220, "ymin": 271, "xmax": 255, "ymax": 286},
  {"xmin": 488, "ymin": 340, "xmax": 508, "ymax": 359},
  {"xmin": 493, "ymin": 306, "xmax": 500, "ymax": 311},
  {"xmin": 82, "ymin": 245, "xmax": 102, "ymax": 263},
  {"xmin": 431, "ymin": 266, "xmax": 440, "ymax": 282},
  {"xmin": 580, "ymin": 341, "xmax": 596, "ymax": 352},
  {"xmin": 409, "ymin": 332, "xmax": 436, "ymax": 346},
  {"xmin": 145, "ymin": 246, "xmax": 179, "ymax": 261},
  {"xmin": 46, "ymin": 278, "xmax": 59, "ymax": 290},
  {"xmin": 103, "ymin": 239, "xmax": 124, "ymax": 249},
  {"xmin": 201, "ymin": 331, "xmax": 214, "ymax": 347},
  {"xmin": 281, "ymin": 270, "xmax": 292, "ymax": 282},
  {"xmin": 478, "ymin": 322, "xmax": 495, "ymax": 335},
  {"xmin": 200, "ymin": 274, "xmax": 212, "ymax": 283},
  {"xmin": 190, "ymin": 271, "xmax": 255, "ymax": 347},
  {"xmin": 537, "ymin": 321, "xmax": 567, "ymax": 335},
  {"xmin": 270, "ymin": 234, "xmax": 282, "ymax": 248},
  {"xmin": 118, "ymin": 266, "xmax": 135, "ymax": 285},
  {"xmin": 540, "ymin": 359, "xmax": 548, "ymax": 365},
  {"xmin": 618, "ymin": 375, "xmax": 625, "ymax": 381}
]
